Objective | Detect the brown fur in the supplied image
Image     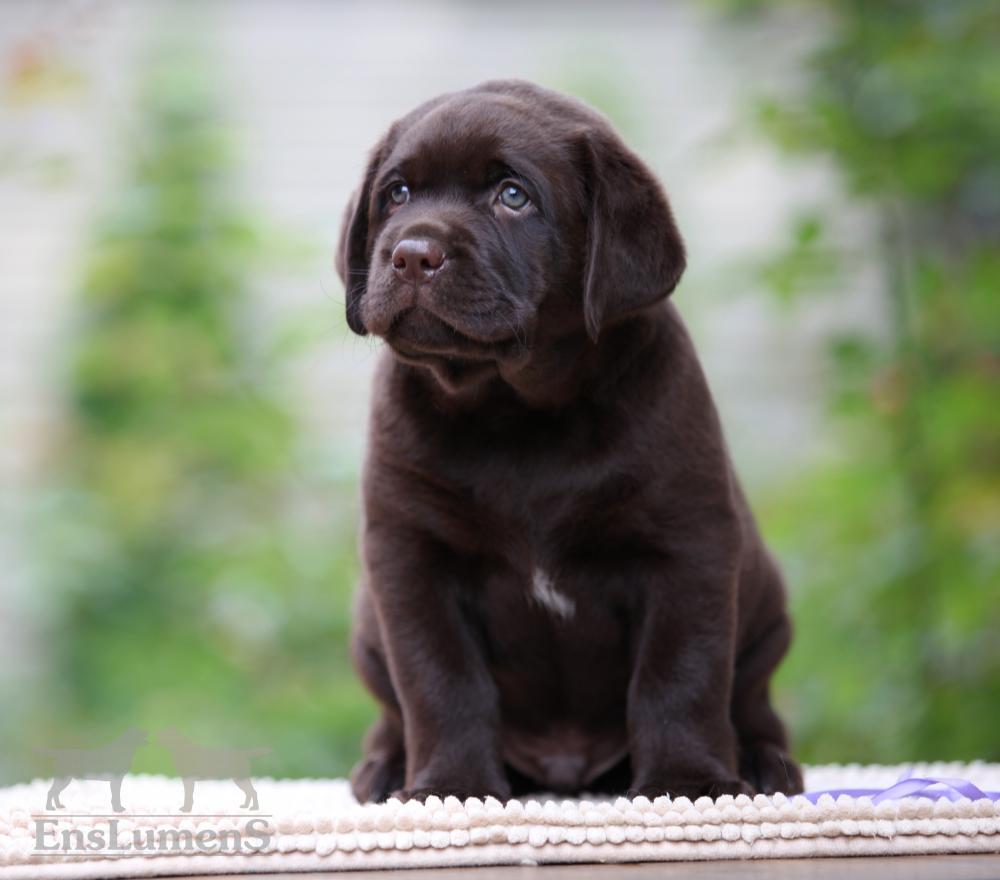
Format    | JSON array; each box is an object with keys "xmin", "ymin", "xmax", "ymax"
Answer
[{"xmin": 337, "ymin": 80, "xmax": 803, "ymax": 802}]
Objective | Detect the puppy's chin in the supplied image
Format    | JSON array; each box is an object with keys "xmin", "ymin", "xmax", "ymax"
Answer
[
  {"xmin": 381, "ymin": 308, "xmax": 522, "ymax": 394},
  {"xmin": 385, "ymin": 308, "xmax": 492, "ymax": 357}
]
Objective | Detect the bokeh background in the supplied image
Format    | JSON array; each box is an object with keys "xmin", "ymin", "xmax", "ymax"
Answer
[{"xmin": 1, "ymin": 0, "xmax": 997, "ymax": 784}]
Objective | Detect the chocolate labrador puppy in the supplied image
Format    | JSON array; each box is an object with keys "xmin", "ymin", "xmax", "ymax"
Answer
[{"xmin": 338, "ymin": 80, "xmax": 802, "ymax": 803}]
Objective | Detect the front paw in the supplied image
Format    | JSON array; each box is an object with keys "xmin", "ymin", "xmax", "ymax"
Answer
[
  {"xmin": 392, "ymin": 777, "xmax": 511, "ymax": 803},
  {"xmin": 740, "ymin": 742, "xmax": 803, "ymax": 795},
  {"xmin": 630, "ymin": 777, "xmax": 752, "ymax": 800},
  {"xmin": 351, "ymin": 751, "xmax": 405, "ymax": 803}
]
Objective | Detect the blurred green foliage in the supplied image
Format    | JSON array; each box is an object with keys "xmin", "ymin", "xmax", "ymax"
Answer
[
  {"xmin": 727, "ymin": 0, "xmax": 1000, "ymax": 762},
  {"xmin": 8, "ymin": 39, "xmax": 371, "ymax": 781}
]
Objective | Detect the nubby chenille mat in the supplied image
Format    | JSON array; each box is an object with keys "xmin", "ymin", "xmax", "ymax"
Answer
[{"xmin": 1, "ymin": 763, "xmax": 998, "ymax": 878}]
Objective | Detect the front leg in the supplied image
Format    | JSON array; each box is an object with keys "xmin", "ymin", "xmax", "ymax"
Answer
[
  {"xmin": 627, "ymin": 554, "xmax": 749, "ymax": 800},
  {"xmin": 365, "ymin": 521, "xmax": 510, "ymax": 802}
]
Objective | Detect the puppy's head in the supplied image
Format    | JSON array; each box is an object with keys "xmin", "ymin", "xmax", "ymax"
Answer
[{"xmin": 337, "ymin": 80, "xmax": 685, "ymax": 389}]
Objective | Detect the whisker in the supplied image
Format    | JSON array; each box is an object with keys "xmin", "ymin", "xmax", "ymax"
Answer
[{"xmin": 318, "ymin": 274, "xmax": 346, "ymax": 306}]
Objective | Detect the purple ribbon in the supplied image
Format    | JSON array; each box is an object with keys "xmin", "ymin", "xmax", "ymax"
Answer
[{"xmin": 803, "ymin": 768, "xmax": 1000, "ymax": 804}]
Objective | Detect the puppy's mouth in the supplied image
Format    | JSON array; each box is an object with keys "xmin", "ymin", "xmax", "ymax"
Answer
[{"xmin": 383, "ymin": 306, "xmax": 523, "ymax": 364}]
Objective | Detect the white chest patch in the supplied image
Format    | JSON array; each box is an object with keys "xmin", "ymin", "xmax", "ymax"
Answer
[{"xmin": 530, "ymin": 568, "xmax": 575, "ymax": 620}]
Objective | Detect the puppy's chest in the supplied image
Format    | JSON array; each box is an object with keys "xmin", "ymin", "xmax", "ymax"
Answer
[
  {"xmin": 476, "ymin": 508, "xmax": 619, "ymax": 630},
  {"xmin": 468, "ymin": 495, "xmax": 577, "ymax": 619},
  {"xmin": 468, "ymin": 474, "xmax": 594, "ymax": 605},
  {"xmin": 427, "ymin": 418, "xmax": 649, "ymax": 618},
  {"xmin": 479, "ymin": 558, "xmax": 630, "ymax": 696},
  {"xmin": 524, "ymin": 565, "xmax": 577, "ymax": 620}
]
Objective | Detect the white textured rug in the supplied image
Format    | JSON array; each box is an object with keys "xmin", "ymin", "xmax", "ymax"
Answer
[{"xmin": 1, "ymin": 763, "xmax": 998, "ymax": 878}]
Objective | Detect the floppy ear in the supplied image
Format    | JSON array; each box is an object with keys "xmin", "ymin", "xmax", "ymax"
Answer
[
  {"xmin": 580, "ymin": 131, "xmax": 686, "ymax": 341},
  {"xmin": 336, "ymin": 141, "xmax": 386, "ymax": 336}
]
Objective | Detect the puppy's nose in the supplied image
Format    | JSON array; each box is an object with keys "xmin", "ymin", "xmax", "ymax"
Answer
[{"xmin": 391, "ymin": 238, "xmax": 446, "ymax": 283}]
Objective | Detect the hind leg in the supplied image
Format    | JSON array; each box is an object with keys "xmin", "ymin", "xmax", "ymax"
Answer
[
  {"xmin": 234, "ymin": 778, "xmax": 258, "ymax": 810},
  {"xmin": 731, "ymin": 614, "xmax": 803, "ymax": 795},
  {"xmin": 351, "ymin": 712, "xmax": 405, "ymax": 803},
  {"xmin": 349, "ymin": 621, "xmax": 406, "ymax": 803},
  {"xmin": 47, "ymin": 777, "xmax": 70, "ymax": 810}
]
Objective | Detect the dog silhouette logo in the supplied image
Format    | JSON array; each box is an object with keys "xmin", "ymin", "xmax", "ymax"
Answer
[
  {"xmin": 40, "ymin": 727, "xmax": 148, "ymax": 812},
  {"xmin": 157, "ymin": 728, "xmax": 270, "ymax": 811}
]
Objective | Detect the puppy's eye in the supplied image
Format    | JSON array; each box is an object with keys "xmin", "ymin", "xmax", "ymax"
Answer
[
  {"xmin": 498, "ymin": 182, "xmax": 529, "ymax": 210},
  {"xmin": 389, "ymin": 183, "xmax": 410, "ymax": 205}
]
